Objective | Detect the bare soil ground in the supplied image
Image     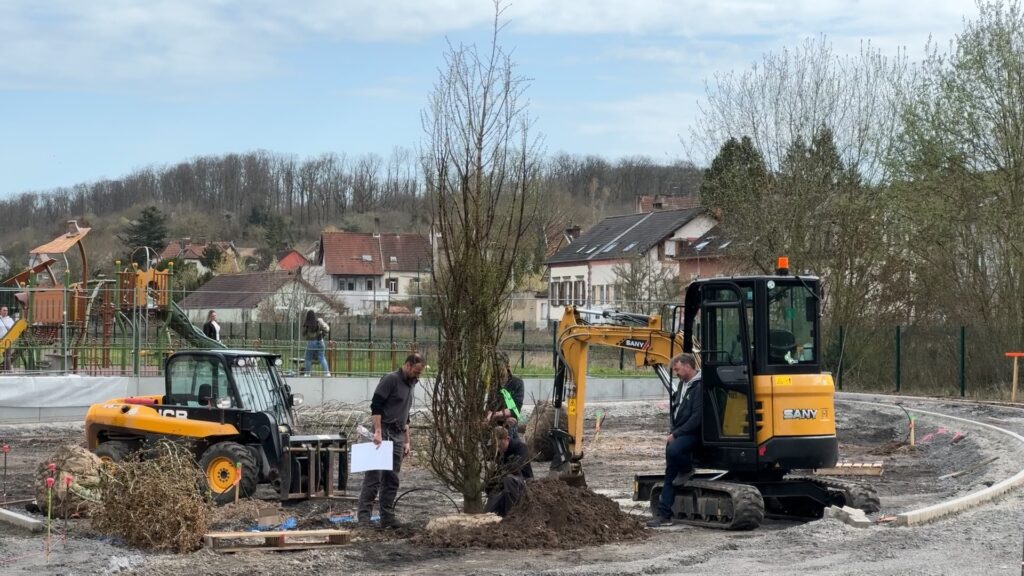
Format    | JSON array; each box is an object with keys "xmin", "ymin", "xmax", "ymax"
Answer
[{"xmin": 1, "ymin": 395, "xmax": 1022, "ymax": 575}]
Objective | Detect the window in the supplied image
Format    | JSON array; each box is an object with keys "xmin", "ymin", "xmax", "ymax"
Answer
[
  {"xmin": 767, "ymin": 284, "xmax": 816, "ymax": 365},
  {"xmin": 386, "ymin": 278, "xmax": 398, "ymax": 293},
  {"xmin": 389, "ymin": 256, "xmax": 398, "ymax": 263},
  {"xmin": 346, "ymin": 281, "xmax": 355, "ymax": 291},
  {"xmin": 574, "ymin": 280, "xmax": 586, "ymax": 306},
  {"xmin": 664, "ymin": 240, "xmax": 676, "ymax": 257},
  {"xmin": 366, "ymin": 279, "xmax": 374, "ymax": 291},
  {"xmin": 167, "ymin": 357, "xmax": 231, "ymax": 407},
  {"xmin": 623, "ymin": 241, "xmax": 638, "ymax": 252}
]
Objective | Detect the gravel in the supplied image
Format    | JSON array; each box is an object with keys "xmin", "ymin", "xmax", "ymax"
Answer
[{"xmin": 0, "ymin": 394, "xmax": 1021, "ymax": 575}]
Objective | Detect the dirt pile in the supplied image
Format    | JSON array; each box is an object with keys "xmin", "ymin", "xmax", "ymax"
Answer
[
  {"xmin": 91, "ymin": 442, "xmax": 212, "ymax": 553},
  {"xmin": 418, "ymin": 478, "xmax": 646, "ymax": 549}
]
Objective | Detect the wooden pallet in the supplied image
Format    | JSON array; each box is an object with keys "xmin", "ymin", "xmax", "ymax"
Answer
[
  {"xmin": 814, "ymin": 460, "xmax": 884, "ymax": 476},
  {"xmin": 203, "ymin": 529, "xmax": 351, "ymax": 553}
]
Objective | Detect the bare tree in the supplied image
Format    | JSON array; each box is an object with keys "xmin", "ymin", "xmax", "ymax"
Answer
[
  {"xmin": 421, "ymin": 2, "xmax": 541, "ymax": 513},
  {"xmin": 611, "ymin": 255, "xmax": 680, "ymax": 315}
]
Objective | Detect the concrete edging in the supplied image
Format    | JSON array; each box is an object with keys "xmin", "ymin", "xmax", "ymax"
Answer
[{"xmin": 840, "ymin": 398, "xmax": 1024, "ymax": 526}]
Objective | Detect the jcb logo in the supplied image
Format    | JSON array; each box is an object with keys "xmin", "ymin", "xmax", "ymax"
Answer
[
  {"xmin": 783, "ymin": 408, "xmax": 817, "ymax": 420},
  {"xmin": 619, "ymin": 338, "xmax": 649, "ymax": 350},
  {"xmin": 158, "ymin": 409, "xmax": 188, "ymax": 419}
]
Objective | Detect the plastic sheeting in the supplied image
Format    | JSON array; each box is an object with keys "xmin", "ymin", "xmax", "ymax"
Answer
[{"xmin": 0, "ymin": 376, "xmax": 126, "ymax": 408}]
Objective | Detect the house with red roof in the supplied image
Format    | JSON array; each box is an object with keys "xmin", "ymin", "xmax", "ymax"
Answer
[
  {"xmin": 159, "ymin": 238, "xmax": 240, "ymax": 274},
  {"xmin": 314, "ymin": 231, "xmax": 432, "ymax": 315}
]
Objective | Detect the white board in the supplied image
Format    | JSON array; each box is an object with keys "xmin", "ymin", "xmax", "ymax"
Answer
[{"xmin": 350, "ymin": 441, "xmax": 394, "ymax": 473}]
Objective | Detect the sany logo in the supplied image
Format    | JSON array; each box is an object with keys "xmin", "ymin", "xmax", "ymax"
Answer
[
  {"xmin": 783, "ymin": 408, "xmax": 818, "ymax": 420},
  {"xmin": 158, "ymin": 409, "xmax": 189, "ymax": 419},
  {"xmin": 619, "ymin": 338, "xmax": 650, "ymax": 351}
]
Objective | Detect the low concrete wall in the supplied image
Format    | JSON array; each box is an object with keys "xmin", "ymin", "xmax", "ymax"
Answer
[{"xmin": 0, "ymin": 375, "xmax": 668, "ymax": 424}]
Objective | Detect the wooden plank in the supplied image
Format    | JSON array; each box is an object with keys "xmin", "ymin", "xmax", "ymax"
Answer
[
  {"xmin": 206, "ymin": 529, "xmax": 349, "ymax": 539},
  {"xmin": 204, "ymin": 529, "xmax": 352, "ymax": 553},
  {"xmin": 814, "ymin": 461, "xmax": 884, "ymax": 476}
]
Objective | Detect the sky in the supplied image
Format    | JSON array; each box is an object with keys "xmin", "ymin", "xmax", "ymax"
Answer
[{"xmin": 0, "ymin": 0, "xmax": 980, "ymax": 198}]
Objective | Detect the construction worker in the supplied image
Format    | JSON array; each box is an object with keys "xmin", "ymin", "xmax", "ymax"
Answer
[
  {"xmin": 357, "ymin": 353, "xmax": 424, "ymax": 529},
  {"xmin": 484, "ymin": 426, "xmax": 533, "ymax": 517},
  {"xmin": 486, "ymin": 351, "xmax": 524, "ymax": 437},
  {"xmin": 648, "ymin": 352, "xmax": 703, "ymax": 528}
]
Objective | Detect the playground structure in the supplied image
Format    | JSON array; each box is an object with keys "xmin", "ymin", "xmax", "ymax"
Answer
[{"xmin": 0, "ymin": 221, "xmax": 223, "ymax": 374}]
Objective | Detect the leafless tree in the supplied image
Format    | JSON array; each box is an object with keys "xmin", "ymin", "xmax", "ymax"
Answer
[{"xmin": 421, "ymin": 2, "xmax": 541, "ymax": 513}]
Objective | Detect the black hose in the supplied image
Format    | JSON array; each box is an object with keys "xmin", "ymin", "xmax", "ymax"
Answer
[{"xmin": 393, "ymin": 487, "xmax": 462, "ymax": 515}]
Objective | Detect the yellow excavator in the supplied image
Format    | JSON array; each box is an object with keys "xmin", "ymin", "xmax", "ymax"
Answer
[{"xmin": 549, "ymin": 260, "xmax": 878, "ymax": 529}]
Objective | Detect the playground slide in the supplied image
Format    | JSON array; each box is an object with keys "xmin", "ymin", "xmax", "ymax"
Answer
[
  {"xmin": 161, "ymin": 300, "xmax": 227, "ymax": 350},
  {"xmin": 0, "ymin": 318, "xmax": 27, "ymax": 355}
]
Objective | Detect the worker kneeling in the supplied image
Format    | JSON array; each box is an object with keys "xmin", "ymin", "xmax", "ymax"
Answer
[{"xmin": 484, "ymin": 426, "xmax": 534, "ymax": 517}]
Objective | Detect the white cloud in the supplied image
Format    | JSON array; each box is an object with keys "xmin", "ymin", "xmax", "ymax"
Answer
[{"xmin": 0, "ymin": 0, "xmax": 979, "ymax": 88}]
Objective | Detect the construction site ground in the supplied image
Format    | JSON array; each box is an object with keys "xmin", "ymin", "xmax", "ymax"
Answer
[{"xmin": 1, "ymin": 395, "xmax": 1022, "ymax": 575}]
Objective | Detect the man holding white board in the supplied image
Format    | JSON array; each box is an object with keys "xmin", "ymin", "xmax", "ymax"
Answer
[{"xmin": 356, "ymin": 353, "xmax": 425, "ymax": 529}]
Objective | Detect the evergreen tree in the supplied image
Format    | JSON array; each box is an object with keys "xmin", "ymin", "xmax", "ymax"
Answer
[{"xmin": 120, "ymin": 206, "xmax": 168, "ymax": 265}]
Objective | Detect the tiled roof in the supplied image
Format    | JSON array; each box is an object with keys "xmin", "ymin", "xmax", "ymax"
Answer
[
  {"xmin": 635, "ymin": 194, "xmax": 700, "ymax": 213},
  {"xmin": 319, "ymin": 232, "xmax": 430, "ymax": 275},
  {"xmin": 160, "ymin": 240, "xmax": 234, "ymax": 261},
  {"xmin": 275, "ymin": 250, "xmax": 309, "ymax": 272},
  {"xmin": 546, "ymin": 208, "xmax": 704, "ymax": 265},
  {"xmin": 178, "ymin": 271, "xmax": 299, "ymax": 310},
  {"xmin": 676, "ymin": 225, "xmax": 733, "ymax": 259}
]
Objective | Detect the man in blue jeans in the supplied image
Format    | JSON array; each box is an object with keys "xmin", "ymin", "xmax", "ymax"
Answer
[{"xmin": 648, "ymin": 352, "xmax": 702, "ymax": 528}]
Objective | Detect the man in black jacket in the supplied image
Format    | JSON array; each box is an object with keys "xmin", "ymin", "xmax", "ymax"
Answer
[
  {"xmin": 486, "ymin": 352, "xmax": 524, "ymax": 437},
  {"xmin": 357, "ymin": 353, "xmax": 424, "ymax": 529},
  {"xmin": 484, "ymin": 426, "xmax": 533, "ymax": 517},
  {"xmin": 648, "ymin": 352, "xmax": 703, "ymax": 528}
]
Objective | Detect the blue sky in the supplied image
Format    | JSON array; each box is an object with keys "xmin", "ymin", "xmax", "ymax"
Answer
[{"xmin": 0, "ymin": 0, "xmax": 978, "ymax": 198}]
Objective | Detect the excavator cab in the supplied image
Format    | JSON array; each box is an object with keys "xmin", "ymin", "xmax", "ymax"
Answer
[{"xmin": 680, "ymin": 273, "xmax": 837, "ymax": 474}]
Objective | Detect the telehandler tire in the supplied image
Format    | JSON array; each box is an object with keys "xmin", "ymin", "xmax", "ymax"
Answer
[
  {"xmin": 94, "ymin": 440, "xmax": 137, "ymax": 464},
  {"xmin": 199, "ymin": 442, "xmax": 258, "ymax": 504}
]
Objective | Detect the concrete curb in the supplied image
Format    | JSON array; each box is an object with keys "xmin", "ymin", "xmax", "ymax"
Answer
[
  {"xmin": 840, "ymin": 398, "xmax": 1024, "ymax": 526},
  {"xmin": 0, "ymin": 507, "xmax": 44, "ymax": 532}
]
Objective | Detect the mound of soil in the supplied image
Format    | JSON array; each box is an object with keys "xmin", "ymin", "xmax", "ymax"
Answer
[{"xmin": 417, "ymin": 478, "xmax": 646, "ymax": 549}]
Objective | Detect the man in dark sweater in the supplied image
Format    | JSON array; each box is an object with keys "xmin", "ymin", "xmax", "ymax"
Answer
[
  {"xmin": 648, "ymin": 353, "xmax": 703, "ymax": 528},
  {"xmin": 486, "ymin": 351, "xmax": 525, "ymax": 437},
  {"xmin": 484, "ymin": 426, "xmax": 534, "ymax": 517},
  {"xmin": 357, "ymin": 353, "xmax": 424, "ymax": 529}
]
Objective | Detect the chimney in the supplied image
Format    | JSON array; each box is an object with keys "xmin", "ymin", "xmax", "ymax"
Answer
[
  {"xmin": 65, "ymin": 220, "xmax": 82, "ymax": 237},
  {"xmin": 373, "ymin": 217, "xmax": 381, "ymax": 238},
  {"xmin": 565, "ymin": 225, "xmax": 581, "ymax": 242}
]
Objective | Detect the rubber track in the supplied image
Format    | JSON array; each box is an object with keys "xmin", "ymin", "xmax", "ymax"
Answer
[
  {"xmin": 791, "ymin": 475, "xmax": 882, "ymax": 513},
  {"xmin": 674, "ymin": 479, "xmax": 766, "ymax": 530}
]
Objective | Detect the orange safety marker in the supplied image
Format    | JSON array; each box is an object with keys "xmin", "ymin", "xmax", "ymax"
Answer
[
  {"xmin": 45, "ymin": 476, "xmax": 55, "ymax": 555},
  {"xmin": 1007, "ymin": 352, "xmax": 1023, "ymax": 403},
  {"xmin": 234, "ymin": 461, "xmax": 242, "ymax": 504}
]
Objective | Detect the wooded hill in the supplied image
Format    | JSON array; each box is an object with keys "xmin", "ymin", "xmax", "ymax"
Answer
[{"xmin": 0, "ymin": 150, "xmax": 701, "ymax": 278}]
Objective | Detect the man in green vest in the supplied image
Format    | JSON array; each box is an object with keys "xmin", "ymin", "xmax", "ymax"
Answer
[{"xmin": 486, "ymin": 351, "xmax": 524, "ymax": 438}]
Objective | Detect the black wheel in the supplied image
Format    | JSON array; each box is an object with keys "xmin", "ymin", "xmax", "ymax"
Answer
[
  {"xmin": 94, "ymin": 440, "xmax": 137, "ymax": 464},
  {"xmin": 199, "ymin": 442, "xmax": 258, "ymax": 505}
]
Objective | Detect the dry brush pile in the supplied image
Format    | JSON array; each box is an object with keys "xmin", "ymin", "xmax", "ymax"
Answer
[{"xmin": 90, "ymin": 441, "xmax": 212, "ymax": 553}]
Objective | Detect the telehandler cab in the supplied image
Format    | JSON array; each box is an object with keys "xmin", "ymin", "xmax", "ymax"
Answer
[
  {"xmin": 85, "ymin": 350, "xmax": 348, "ymax": 504},
  {"xmin": 550, "ymin": 259, "xmax": 878, "ymax": 529}
]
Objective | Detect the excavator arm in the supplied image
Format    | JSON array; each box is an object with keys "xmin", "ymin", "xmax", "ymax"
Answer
[{"xmin": 550, "ymin": 306, "xmax": 688, "ymax": 483}]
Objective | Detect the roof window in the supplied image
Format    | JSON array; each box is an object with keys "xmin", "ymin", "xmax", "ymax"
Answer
[{"xmin": 361, "ymin": 254, "xmax": 373, "ymax": 261}]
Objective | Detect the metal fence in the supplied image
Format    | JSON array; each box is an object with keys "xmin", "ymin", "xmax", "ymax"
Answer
[{"xmin": 1, "ymin": 284, "xmax": 1021, "ymax": 400}]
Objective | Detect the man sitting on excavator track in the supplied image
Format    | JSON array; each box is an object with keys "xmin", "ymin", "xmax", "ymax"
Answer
[{"xmin": 648, "ymin": 352, "xmax": 703, "ymax": 528}]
